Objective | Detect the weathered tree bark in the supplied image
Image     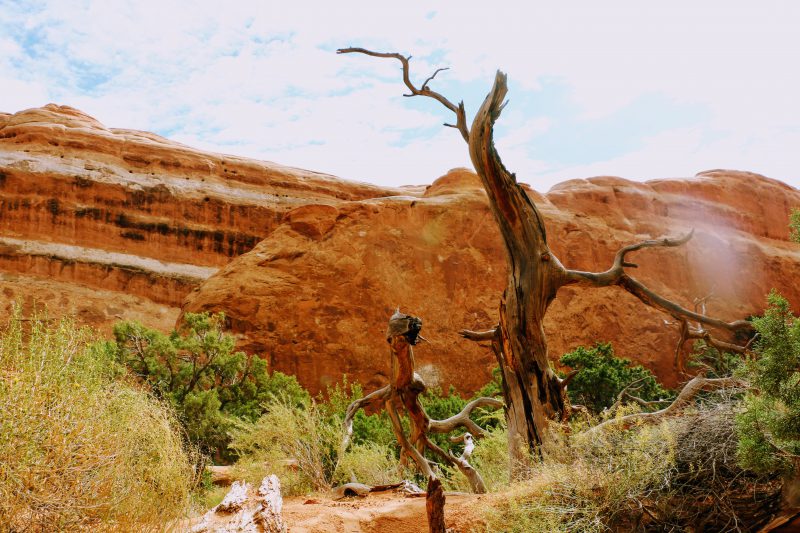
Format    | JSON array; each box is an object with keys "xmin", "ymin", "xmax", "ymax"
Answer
[
  {"xmin": 341, "ymin": 310, "xmax": 502, "ymax": 532},
  {"xmin": 583, "ymin": 376, "xmax": 747, "ymax": 435},
  {"xmin": 338, "ymin": 48, "xmax": 754, "ymax": 475},
  {"xmin": 465, "ymin": 72, "xmax": 571, "ymax": 470},
  {"xmin": 425, "ymin": 477, "xmax": 446, "ymax": 533}
]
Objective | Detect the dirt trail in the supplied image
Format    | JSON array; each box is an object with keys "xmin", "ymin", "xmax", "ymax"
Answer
[{"xmin": 282, "ymin": 491, "xmax": 482, "ymax": 533}]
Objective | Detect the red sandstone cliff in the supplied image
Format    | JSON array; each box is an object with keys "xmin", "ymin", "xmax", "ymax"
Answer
[
  {"xmin": 183, "ymin": 168, "xmax": 800, "ymax": 393},
  {"xmin": 2, "ymin": 105, "xmax": 799, "ymax": 393},
  {"xmin": 0, "ymin": 104, "xmax": 397, "ymax": 331}
]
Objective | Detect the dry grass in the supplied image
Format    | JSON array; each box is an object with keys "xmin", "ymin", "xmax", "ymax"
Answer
[
  {"xmin": 479, "ymin": 411, "xmax": 677, "ymax": 532},
  {"xmin": 0, "ymin": 309, "xmax": 198, "ymax": 531},
  {"xmin": 229, "ymin": 395, "xmax": 405, "ymax": 496}
]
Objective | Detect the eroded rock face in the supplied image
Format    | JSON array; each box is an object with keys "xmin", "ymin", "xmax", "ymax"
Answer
[
  {"xmin": 0, "ymin": 104, "xmax": 397, "ymax": 329},
  {"xmin": 184, "ymin": 168, "xmax": 800, "ymax": 393},
  {"xmin": 3, "ymin": 105, "xmax": 799, "ymax": 393}
]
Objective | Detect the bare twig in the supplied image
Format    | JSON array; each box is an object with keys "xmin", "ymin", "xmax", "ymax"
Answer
[{"xmin": 336, "ymin": 47, "xmax": 469, "ymax": 142}]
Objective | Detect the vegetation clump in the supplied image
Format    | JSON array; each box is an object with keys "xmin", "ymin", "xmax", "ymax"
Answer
[
  {"xmin": 0, "ymin": 310, "xmax": 197, "ymax": 531},
  {"xmin": 737, "ymin": 290, "xmax": 800, "ymax": 474},
  {"xmin": 105, "ymin": 311, "xmax": 308, "ymax": 461},
  {"xmin": 559, "ymin": 342, "xmax": 672, "ymax": 413}
]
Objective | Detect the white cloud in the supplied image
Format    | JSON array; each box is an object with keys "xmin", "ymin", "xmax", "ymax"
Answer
[{"xmin": 0, "ymin": 0, "xmax": 798, "ymax": 189}]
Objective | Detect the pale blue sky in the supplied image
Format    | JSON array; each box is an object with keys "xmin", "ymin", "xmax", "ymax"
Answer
[{"xmin": 1, "ymin": 1, "xmax": 799, "ymax": 190}]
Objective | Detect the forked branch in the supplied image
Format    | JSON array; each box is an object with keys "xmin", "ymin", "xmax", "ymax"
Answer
[
  {"xmin": 584, "ymin": 375, "xmax": 747, "ymax": 435},
  {"xmin": 336, "ymin": 47, "xmax": 469, "ymax": 142},
  {"xmin": 564, "ymin": 231, "xmax": 752, "ymax": 336}
]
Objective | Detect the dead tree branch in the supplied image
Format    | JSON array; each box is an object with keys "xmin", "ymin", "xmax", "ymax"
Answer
[
  {"xmin": 341, "ymin": 385, "xmax": 390, "ymax": 453},
  {"xmin": 337, "ymin": 47, "xmax": 469, "ymax": 142},
  {"xmin": 563, "ymin": 231, "xmax": 751, "ymax": 333},
  {"xmin": 429, "ymin": 397, "xmax": 503, "ymax": 437},
  {"xmin": 585, "ymin": 376, "xmax": 747, "ymax": 436},
  {"xmin": 339, "ymin": 309, "xmax": 503, "ymax": 520}
]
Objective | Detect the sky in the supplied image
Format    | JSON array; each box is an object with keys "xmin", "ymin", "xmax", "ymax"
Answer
[{"xmin": 1, "ymin": 1, "xmax": 799, "ymax": 191}]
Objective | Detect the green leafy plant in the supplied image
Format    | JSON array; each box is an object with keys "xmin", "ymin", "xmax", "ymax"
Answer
[
  {"xmin": 108, "ymin": 312, "xmax": 309, "ymax": 460},
  {"xmin": 559, "ymin": 342, "xmax": 672, "ymax": 413},
  {"xmin": 737, "ymin": 291, "xmax": 800, "ymax": 474}
]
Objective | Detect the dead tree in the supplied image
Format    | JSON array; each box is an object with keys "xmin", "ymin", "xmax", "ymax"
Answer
[
  {"xmin": 337, "ymin": 48, "xmax": 754, "ymax": 471},
  {"xmin": 341, "ymin": 310, "xmax": 502, "ymax": 532}
]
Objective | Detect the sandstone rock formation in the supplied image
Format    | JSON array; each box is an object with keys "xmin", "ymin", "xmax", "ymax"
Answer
[
  {"xmin": 0, "ymin": 104, "xmax": 396, "ymax": 333},
  {"xmin": 184, "ymin": 168, "xmax": 800, "ymax": 392},
  {"xmin": 2, "ymin": 105, "xmax": 799, "ymax": 394}
]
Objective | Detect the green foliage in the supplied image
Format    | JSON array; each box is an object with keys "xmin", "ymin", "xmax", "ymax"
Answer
[
  {"xmin": 737, "ymin": 291, "xmax": 800, "ymax": 474},
  {"xmin": 230, "ymin": 383, "xmax": 408, "ymax": 495},
  {"xmin": 559, "ymin": 342, "xmax": 672, "ymax": 413},
  {"xmin": 324, "ymin": 378, "xmax": 396, "ymax": 449},
  {"xmin": 790, "ymin": 208, "xmax": 800, "ymax": 243},
  {"xmin": 687, "ymin": 339, "xmax": 742, "ymax": 378},
  {"xmin": 230, "ymin": 395, "xmax": 343, "ymax": 495},
  {"xmin": 230, "ymin": 373, "xmax": 505, "ymax": 495},
  {"xmin": 0, "ymin": 309, "xmax": 197, "ymax": 530},
  {"xmin": 109, "ymin": 312, "xmax": 309, "ymax": 460}
]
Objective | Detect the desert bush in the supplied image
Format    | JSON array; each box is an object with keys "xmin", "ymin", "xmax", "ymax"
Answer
[
  {"xmin": 737, "ymin": 291, "xmax": 800, "ymax": 475},
  {"xmin": 559, "ymin": 342, "xmax": 673, "ymax": 413},
  {"xmin": 229, "ymin": 395, "xmax": 340, "ymax": 495},
  {"xmin": 481, "ymin": 416, "xmax": 677, "ymax": 532},
  {"xmin": 653, "ymin": 399, "xmax": 781, "ymax": 531},
  {"xmin": 0, "ymin": 310, "xmax": 198, "ymax": 531},
  {"xmin": 107, "ymin": 312, "xmax": 309, "ymax": 461},
  {"xmin": 790, "ymin": 208, "xmax": 800, "ymax": 243},
  {"xmin": 230, "ymin": 391, "xmax": 407, "ymax": 495},
  {"xmin": 335, "ymin": 442, "xmax": 408, "ymax": 486}
]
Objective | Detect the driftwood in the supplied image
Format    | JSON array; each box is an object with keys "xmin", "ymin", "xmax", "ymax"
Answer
[
  {"xmin": 340, "ymin": 310, "xmax": 502, "ymax": 532},
  {"xmin": 192, "ymin": 475, "xmax": 286, "ymax": 533},
  {"xmin": 331, "ymin": 480, "xmax": 424, "ymax": 500}
]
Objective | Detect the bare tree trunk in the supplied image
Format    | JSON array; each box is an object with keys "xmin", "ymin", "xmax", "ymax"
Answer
[
  {"xmin": 466, "ymin": 72, "xmax": 570, "ymax": 469},
  {"xmin": 338, "ymin": 47, "xmax": 754, "ymax": 473}
]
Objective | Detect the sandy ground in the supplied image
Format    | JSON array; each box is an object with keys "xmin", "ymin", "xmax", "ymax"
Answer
[
  {"xmin": 282, "ymin": 491, "xmax": 483, "ymax": 533},
  {"xmin": 187, "ymin": 488, "xmax": 486, "ymax": 533}
]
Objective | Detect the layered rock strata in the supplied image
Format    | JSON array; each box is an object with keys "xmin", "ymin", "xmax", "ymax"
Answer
[
  {"xmin": 3, "ymin": 105, "xmax": 799, "ymax": 394},
  {"xmin": 0, "ymin": 104, "xmax": 396, "ymax": 332},
  {"xmin": 184, "ymin": 168, "xmax": 800, "ymax": 393}
]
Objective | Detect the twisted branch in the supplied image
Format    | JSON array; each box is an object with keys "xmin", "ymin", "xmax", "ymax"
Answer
[
  {"xmin": 429, "ymin": 397, "xmax": 504, "ymax": 437},
  {"xmin": 584, "ymin": 376, "xmax": 747, "ymax": 435},
  {"xmin": 341, "ymin": 385, "xmax": 390, "ymax": 453},
  {"xmin": 564, "ymin": 230, "xmax": 751, "ymax": 334},
  {"xmin": 336, "ymin": 47, "xmax": 469, "ymax": 142}
]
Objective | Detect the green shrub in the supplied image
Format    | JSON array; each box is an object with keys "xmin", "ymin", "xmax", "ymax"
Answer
[
  {"xmin": 229, "ymin": 395, "xmax": 341, "ymax": 495},
  {"xmin": 737, "ymin": 291, "xmax": 800, "ymax": 474},
  {"xmin": 108, "ymin": 312, "xmax": 309, "ymax": 460},
  {"xmin": 229, "ymin": 389, "xmax": 406, "ymax": 495},
  {"xmin": 0, "ymin": 309, "xmax": 197, "ymax": 530},
  {"xmin": 687, "ymin": 339, "xmax": 743, "ymax": 378},
  {"xmin": 559, "ymin": 342, "xmax": 672, "ymax": 413}
]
